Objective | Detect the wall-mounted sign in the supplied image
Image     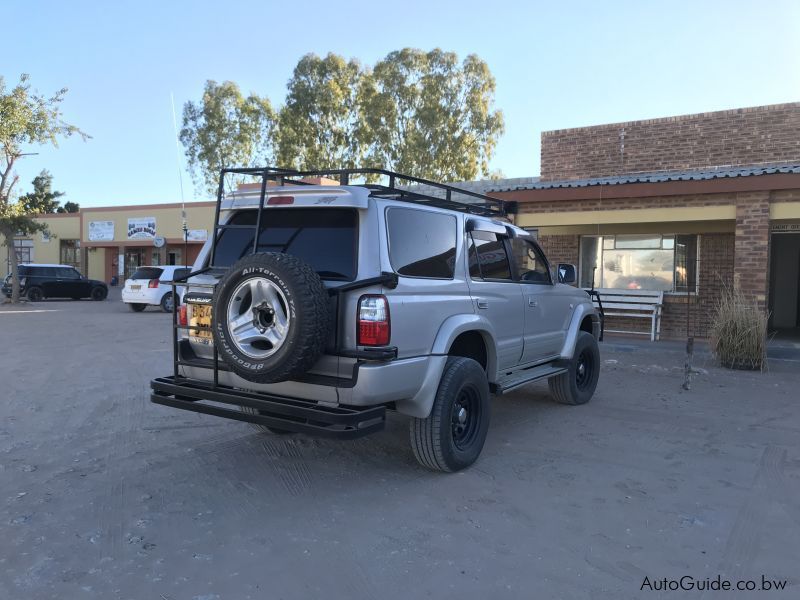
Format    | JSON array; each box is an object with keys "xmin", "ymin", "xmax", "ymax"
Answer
[
  {"xmin": 153, "ymin": 236, "xmax": 166, "ymax": 248},
  {"xmin": 40, "ymin": 231, "xmax": 51, "ymax": 243},
  {"xmin": 187, "ymin": 229, "xmax": 208, "ymax": 242},
  {"xmin": 88, "ymin": 220, "xmax": 115, "ymax": 242},
  {"xmin": 128, "ymin": 217, "xmax": 157, "ymax": 239},
  {"xmin": 771, "ymin": 223, "xmax": 800, "ymax": 232}
]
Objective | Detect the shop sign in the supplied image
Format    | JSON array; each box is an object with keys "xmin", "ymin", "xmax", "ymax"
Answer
[
  {"xmin": 88, "ymin": 220, "xmax": 115, "ymax": 241},
  {"xmin": 128, "ymin": 217, "xmax": 157, "ymax": 239},
  {"xmin": 771, "ymin": 223, "xmax": 800, "ymax": 232},
  {"xmin": 187, "ymin": 229, "xmax": 208, "ymax": 242}
]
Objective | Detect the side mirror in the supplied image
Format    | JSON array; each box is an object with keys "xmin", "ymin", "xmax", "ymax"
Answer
[{"xmin": 557, "ymin": 263, "xmax": 577, "ymax": 285}]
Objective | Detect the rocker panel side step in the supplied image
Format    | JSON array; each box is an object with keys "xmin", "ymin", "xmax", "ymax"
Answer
[{"xmin": 492, "ymin": 365, "xmax": 567, "ymax": 395}]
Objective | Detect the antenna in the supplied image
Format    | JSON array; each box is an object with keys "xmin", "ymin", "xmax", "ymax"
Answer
[{"xmin": 171, "ymin": 92, "xmax": 188, "ymax": 265}]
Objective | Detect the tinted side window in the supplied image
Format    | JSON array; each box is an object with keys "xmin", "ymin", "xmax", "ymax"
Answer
[
  {"xmin": 57, "ymin": 267, "xmax": 81, "ymax": 279},
  {"xmin": 510, "ymin": 238, "xmax": 551, "ymax": 284},
  {"xmin": 386, "ymin": 208, "xmax": 457, "ymax": 279},
  {"xmin": 469, "ymin": 231, "xmax": 513, "ymax": 281},
  {"xmin": 174, "ymin": 268, "xmax": 191, "ymax": 281},
  {"xmin": 34, "ymin": 267, "xmax": 57, "ymax": 278}
]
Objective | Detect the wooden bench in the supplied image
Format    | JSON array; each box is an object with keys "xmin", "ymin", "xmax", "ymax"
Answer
[{"xmin": 583, "ymin": 288, "xmax": 664, "ymax": 341}]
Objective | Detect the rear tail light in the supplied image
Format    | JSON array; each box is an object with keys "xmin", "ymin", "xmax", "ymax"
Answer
[
  {"xmin": 179, "ymin": 304, "xmax": 188, "ymax": 326},
  {"xmin": 357, "ymin": 295, "xmax": 390, "ymax": 346},
  {"xmin": 148, "ymin": 279, "xmax": 160, "ymax": 288}
]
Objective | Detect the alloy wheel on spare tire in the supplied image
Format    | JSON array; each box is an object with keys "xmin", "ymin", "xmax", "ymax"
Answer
[{"xmin": 212, "ymin": 253, "xmax": 331, "ymax": 384}]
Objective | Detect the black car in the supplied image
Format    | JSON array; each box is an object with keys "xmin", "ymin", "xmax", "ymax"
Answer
[{"xmin": 2, "ymin": 264, "xmax": 108, "ymax": 301}]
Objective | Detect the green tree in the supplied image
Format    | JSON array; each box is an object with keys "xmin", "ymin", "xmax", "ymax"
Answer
[
  {"xmin": 0, "ymin": 74, "xmax": 88, "ymax": 303},
  {"xmin": 277, "ymin": 53, "xmax": 366, "ymax": 170},
  {"xmin": 20, "ymin": 170, "xmax": 65, "ymax": 214},
  {"xmin": 360, "ymin": 48, "xmax": 504, "ymax": 181},
  {"xmin": 180, "ymin": 80, "xmax": 276, "ymax": 197},
  {"xmin": 60, "ymin": 200, "xmax": 79, "ymax": 213}
]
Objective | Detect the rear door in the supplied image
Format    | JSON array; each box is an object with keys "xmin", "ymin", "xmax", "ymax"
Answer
[
  {"xmin": 55, "ymin": 267, "xmax": 84, "ymax": 297},
  {"xmin": 466, "ymin": 228, "xmax": 524, "ymax": 370}
]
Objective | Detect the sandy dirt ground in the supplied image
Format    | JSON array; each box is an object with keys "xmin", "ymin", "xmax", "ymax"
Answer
[{"xmin": 1, "ymin": 291, "xmax": 799, "ymax": 599}]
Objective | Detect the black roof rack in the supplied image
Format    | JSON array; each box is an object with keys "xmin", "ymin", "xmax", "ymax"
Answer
[
  {"xmin": 218, "ymin": 167, "xmax": 515, "ymax": 217},
  {"xmin": 209, "ymin": 167, "xmax": 516, "ymax": 268}
]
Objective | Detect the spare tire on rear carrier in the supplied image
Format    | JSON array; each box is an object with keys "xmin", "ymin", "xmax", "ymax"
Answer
[{"xmin": 212, "ymin": 253, "xmax": 332, "ymax": 384}]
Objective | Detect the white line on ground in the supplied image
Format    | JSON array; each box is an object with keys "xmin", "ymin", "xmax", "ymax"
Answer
[{"xmin": 0, "ymin": 309, "xmax": 60, "ymax": 314}]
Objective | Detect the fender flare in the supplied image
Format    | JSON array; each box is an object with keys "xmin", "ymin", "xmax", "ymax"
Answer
[
  {"xmin": 430, "ymin": 314, "xmax": 499, "ymax": 379},
  {"xmin": 559, "ymin": 301, "xmax": 600, "ymax": 360}
]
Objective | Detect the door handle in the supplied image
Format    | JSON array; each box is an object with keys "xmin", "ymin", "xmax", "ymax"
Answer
[
  {"xmin": 476, "ymin": 299, "xmax": 489, "ymax": 309},
  {"xmin": 528, "ymin": 298, "xmax": 538, "ymax": 308}
]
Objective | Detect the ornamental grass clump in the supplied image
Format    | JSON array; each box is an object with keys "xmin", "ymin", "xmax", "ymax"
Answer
[{"xmin": 710, "ymin": 285, "xmax": 768, "ymax": 371}]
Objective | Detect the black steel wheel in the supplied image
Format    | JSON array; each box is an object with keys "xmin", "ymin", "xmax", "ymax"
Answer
[
  {"xmin": 91, "ymin": 286, "xmax": 108, "ymax": 301},
  {"xmin": 26, "ymin": 286, "xmax": 43, "ymax": 302},
  {"xmin": 548, "ymin": 331, "xmax": 600, "ymax": 405},
  {"xmin": 410, "ymin": 357, "xmax": 490, "ymax": 472}
]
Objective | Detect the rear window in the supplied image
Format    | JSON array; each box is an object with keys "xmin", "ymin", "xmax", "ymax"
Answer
[
  {"xmin": 131, "ymin": 267, "xmax": 164, "ymax": 280},
  {"xmin": 213, "ymin": 208, "xmax": 358, "ymax": 281},
  {"xmin": 386, "ymin": 208, "xmax": 457, "ymax": 279}
]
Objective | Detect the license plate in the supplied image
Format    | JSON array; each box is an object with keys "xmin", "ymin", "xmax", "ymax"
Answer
[
  {"xmin": 131, "ymin": 285, "xmax": 141, "ymax": 291},
  {"xmin": 189, "ymin": 303, "xmax": 213, "ymax": 344}
]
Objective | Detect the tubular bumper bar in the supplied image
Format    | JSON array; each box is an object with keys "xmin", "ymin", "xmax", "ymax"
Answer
[{"xmin": 150, "ymin": 376, "xmax": 385, "ymax": 439}]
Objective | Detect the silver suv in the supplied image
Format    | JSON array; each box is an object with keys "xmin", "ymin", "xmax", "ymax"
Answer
[{"xmin": 151, "ymin": 168, "xmax": 602, "ymax": 472}]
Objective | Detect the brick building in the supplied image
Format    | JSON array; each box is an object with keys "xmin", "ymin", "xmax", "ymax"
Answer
[{"xmin": 458, "ymin": 103, "xmax": 800, "ymax": 338}]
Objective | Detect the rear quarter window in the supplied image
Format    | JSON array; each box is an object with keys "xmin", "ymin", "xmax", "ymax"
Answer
[{"xmin": 386, "ymin": 208, "xmax": 457, "ymax": 279}]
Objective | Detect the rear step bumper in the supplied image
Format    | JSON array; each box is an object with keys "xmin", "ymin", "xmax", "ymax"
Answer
[{"xmin": 150, "ymin": 376, "xmax": 385, "ymax": 439}]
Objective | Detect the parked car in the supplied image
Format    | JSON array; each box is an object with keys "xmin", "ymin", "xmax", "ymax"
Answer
[
  {"xmin": 121, "ymin": 265, "xmax": 190, "ymax": 312},
  {"xmin": 151, "ymin": 167, "xmax": 603, "ymax": 472},
  {"xmin": 2, "ymin": 264, "xmax": 108, "ymax": 301}
]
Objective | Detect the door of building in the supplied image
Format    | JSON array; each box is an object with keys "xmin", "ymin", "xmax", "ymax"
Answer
[
  {"xmin": 124, "ymin": 249, "xmax": 146, "ymax": 280},
  {"xmin": 769, "ymin": 232, "xmax": 800, "ymax": 333}
]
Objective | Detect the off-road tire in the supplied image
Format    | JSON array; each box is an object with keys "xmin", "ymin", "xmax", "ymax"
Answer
[
  {"xmin": 26, "ymin": 286, "xmax": 43, "ymax": 302},
  {"xmin": 91, "ymin": 287, "xmax": 107, "ymax": 301},
  {"xmin": 548, "ymin": 331, "xmax": 600, "ymax": 405},
  {"xmin": 212, "ymin": 253, "xmax": 331, "ymax": 384},
  {"xmin": 160, "ymin": 292, "xmax": 175, "ymax": 313},
  {"xmin": 129, "ymin": 303, "xmax": 147, "ymax": 312},
  {"xmin": 410, "ymin": 357, "xmax": 490, "ymax": 472},
  {"xmin": 240, "ymin": 406, "xmax": 295, "ymax": 434}
]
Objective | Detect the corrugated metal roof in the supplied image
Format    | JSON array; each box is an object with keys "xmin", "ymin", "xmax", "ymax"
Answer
[{"xmin": 487, "ymin": 162, "xmax": 800, "ymax": 192}]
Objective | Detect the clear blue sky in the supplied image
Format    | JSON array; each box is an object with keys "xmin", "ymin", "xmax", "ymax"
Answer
[{"xmin": 4, "ymin": 0, "xmax": 799, "ymax": 207}]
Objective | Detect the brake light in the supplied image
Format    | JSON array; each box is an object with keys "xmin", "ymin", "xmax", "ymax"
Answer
[
  {"xmin": 357, "ymin": 295, "xmax": 390, "ymax": 346},
  {"xmin": 267, "ymin": 196, "xmax": 294, "ymax": 205},
  {"xmin": 179, "ymin": 304, "xmax": 188, "ymax": 326},
  {"xmin": 148, "ymin": 279, "xmax": 160, "ymax": 288}
]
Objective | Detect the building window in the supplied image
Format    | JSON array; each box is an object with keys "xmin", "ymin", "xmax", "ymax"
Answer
[
  {"xmin": 60, "ymin": 239, "xmax": 81, "ymax": 270},
  {"xmin": 579, "ymin": 234, "xmax": 698, "ymax": 292},
  {"xmin": 13, "ymin": 240, "xmax": 33, "ymax": 263}
]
